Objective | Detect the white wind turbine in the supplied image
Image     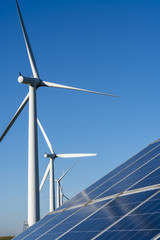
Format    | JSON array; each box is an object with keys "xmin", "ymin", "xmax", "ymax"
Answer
[
  {"xmin": 38, "ymin": 118, "xmax": 96, "ymax": 212},
  {"xmin": 55, "ymin": 162, "xmax": 78, "ymax": 208},
  {"xmin": 0, "ymin": 1, "xmax": 120, "ymax": 227}
]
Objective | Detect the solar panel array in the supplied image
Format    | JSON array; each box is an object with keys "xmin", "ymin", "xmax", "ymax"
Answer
[{"xmin": 14, "ymin": 139, "xmax": 160, "ymax": 240}]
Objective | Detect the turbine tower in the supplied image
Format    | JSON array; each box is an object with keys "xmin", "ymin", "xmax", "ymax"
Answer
[
  {"xmin": 38, "ymin": 118, "xmax": 97, "ymax": 212},
  {"xmin": 0, "ymin": 1, "xmax": 120, "ymax": 227}
]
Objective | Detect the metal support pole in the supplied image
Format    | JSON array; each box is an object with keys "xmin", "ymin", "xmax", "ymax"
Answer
[
  {"xmin": 50, "ymin": 158, "xmax": 55, "ymax": 212},
  {"xmin": 28, "ymin": 85, "xmax": 40, "ymax": 227},
  {"xmin": 60, "ymin": 186, "xmax": 63, "ymax": 206},
  {"xmin": 57, "ymin": 180, "xmax": 60, "ymax": 208}
]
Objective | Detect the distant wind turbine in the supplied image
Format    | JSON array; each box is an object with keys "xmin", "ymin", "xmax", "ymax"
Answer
[
  {"xmin": 0, "ymin": 0, "xmax": 120, "ymax": 227},
  {"xmin": 38, "ymin": 119, "xmax": 97, "ymax": 212},
  {"xmin": 55, "ymin": 162, "xmax": 79, "ymax": 208}
]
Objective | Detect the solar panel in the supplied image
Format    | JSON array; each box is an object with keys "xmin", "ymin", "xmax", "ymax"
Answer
[
  {"xmin": 95, "ymin": 191, "xmax": 160, "ymax": 240},
  {"xmin": 56, "ymin": 190, "xmax": 159, "ymax": 240},
  {"xmin": 13, "ymin": 139, "xmax": 160, "ymax": 240},
  {"xmin": 60, "ymin": 139, "xmax": 160, "ymax": 208}
]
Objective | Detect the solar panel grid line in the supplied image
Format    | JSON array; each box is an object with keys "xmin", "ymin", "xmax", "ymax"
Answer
[
  {"xmin": 104, "ymin": 229, "xmax": 160, "ymax": 240},
  {"xmin": 152, "ymin": 233, "xmax": 160, "ymax": 240},
  {"xmin": 135, "ymin": 224, "xmax": 160, "ymax": 240},
  {"xmin": 129, "ymin": 167, "xmax": 160, "ymax": 191},
  {"xmin": 136, "ymin": 231, "xmax": 159, "ymax": 240},
  {"xmin": 108, "ymin": 198, "xmax": 160, "ymax": 240},
  {"xmin": 119, "ymin": 185, "xmax": 160, "ymax": 200},
  {"xmin": 15, "ymin": 193, "xmax": 114, "ymax": 240},
  {"xmin": 12, "ymin": 214, "xmax": 60, "ymax": 240},
  {"xmin": 55, "ymin": 193, "xmax": 124, "ymax": 240},
  {"xmin": 60, "ymin": 141, "xmax": 160, "ymax": 209},
  {"xmin": 55, "ymin": 190, "xmax": 158, "ymax": 240},
  {"xmin": 54, "ymin": 183, "xmax": 160, "ymax": 214},
  {"xmin": 57, "ymin": 190, "xmax": 158, "ymax": 239},
  {"xmin": 16, "ymin": 211, "xmax": 68, "ymax": 240},
  {"xmin": 84, "ymin": 144, "xmax": 160, "ymax": 203},
  {"xmin": 92, "ymin": 190, "xmax": 160, "ymax": 240},
  {"xmin": 124, "ymin": 166, "xmax": 160, "ymax": 193},
  {"xmin": 30, "ymin": 193, "xmax": 122, "ymax": 240},
  {"xmin": 33, "ymin": 200, "xmax": 111, "ymax": 240},
  {"xmin": 93, "ymin": 152, "xmax": 160, "ymax": 201},
  {"xmin": 89, "ymin": 147, "xmax": 160, "ymax": 202},
  {"xmin": 119, "ymin": 214, "xmax": 160, "ymax": 240},
  {"xmin": 34, "ymin": 197, "xmax": 119, "ymax": 240},
  {"xmin": 105, "ymin": 230, "xmax": 148, "ymax": 240}
]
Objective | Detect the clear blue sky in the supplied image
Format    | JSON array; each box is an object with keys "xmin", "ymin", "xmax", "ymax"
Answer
[{"xmin": 0, "ymin": 0, "xmax": 160, "ymax": 236}]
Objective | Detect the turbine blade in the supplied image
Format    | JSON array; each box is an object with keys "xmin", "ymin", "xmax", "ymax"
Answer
[
  {"xmin": 16, "ymin": 0, "xmax": 39, "ymax": 78},
  {"xmin": 60, "ymin": 170, "xmax": 64, "ymax": 190},
  {"xmin": 0, "ymin": 93, "xmax": 29, "ymax": 142},
  {"xmin": 59, "ymin": 159, "xmax": 80, "ymax": 181},
  {"xmin": 41, "ymin": 81, "xmax": 120, "ymax": 98},
  {"xmin": 56, "ymin": 153, "xmax": 97, "ymax": 158},
  {"xmin": 63, "ymin": 194, "xmax": 69, "ymax": 200},
  {"xmin": 39, "ymin": 163, "xmax": 50, "ymax": 192},
  {"xmin": 37, "ymin": 119, "xmax": 54, "ymax": 154}
]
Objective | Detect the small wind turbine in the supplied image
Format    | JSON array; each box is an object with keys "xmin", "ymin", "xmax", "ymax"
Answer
[
  {"xmin": 0, "ymin": 1, "xmax": 120, "ymax": 226},
  {"xmin": 55, "ymin": 162, "xmax": 78, "ymax": 208},
  {"xmin": 38, "ymin": 119, "xmax": 97, "ymax": 212}
]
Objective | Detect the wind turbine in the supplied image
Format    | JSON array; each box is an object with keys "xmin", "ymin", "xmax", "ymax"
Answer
[
  {"xmin": 38, "ymin": 118, "xmax": 97, "ymax": 212},
  {"xmin": 0, "ymin": 1, "xmax": 120, "ymax": 227},
  {"xmin": 55, "ymin": 163, "xmax": 78, "ymax": 208}
]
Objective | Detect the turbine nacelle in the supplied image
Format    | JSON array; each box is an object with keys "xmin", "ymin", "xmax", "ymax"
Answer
[
  {"xmin": 18, "ymin": 75, "xmax": 41, "ymax": 87},
  {"xmin": 44, "ymin": 153, "xmax": 56, "ymax": 159}
]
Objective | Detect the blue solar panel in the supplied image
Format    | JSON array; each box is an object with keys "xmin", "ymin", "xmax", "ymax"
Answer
[
  {"xmin": 130, "ymin": 167, "xmax": 160, "ymax": 190},
  {"xmin": 13, "ymin": 213, "xmax": 59, "ymax": 240},
  {"xmin": 13, "ymin": 139, "xmax": 160, "ymax": 240},
  {"xmin": 14, "ymin": 200, "xmax": 109, "ymax": 239},
  {"xmin": 57, "ymin": 190, "xmax": 158, "ymax": 240},
  {"xmin": 60, "ymin": 140, "xmax": 160, "ymax": 208},
  {"xmin": 98, "ymin": 154, "xmax": 160, "ymax": 199},
  {"xmin": 95, "ymin": 191, "xmax": 160, "ymax": 240},
  {"xmin": 14, "ymin": 189, "xmax": 159, "ymax": 239}
]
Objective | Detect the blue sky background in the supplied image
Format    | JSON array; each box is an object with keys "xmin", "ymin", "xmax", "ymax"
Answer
[{"xmin": 1, "ymin": 0, "xmax": 160, "ymax": 236}]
